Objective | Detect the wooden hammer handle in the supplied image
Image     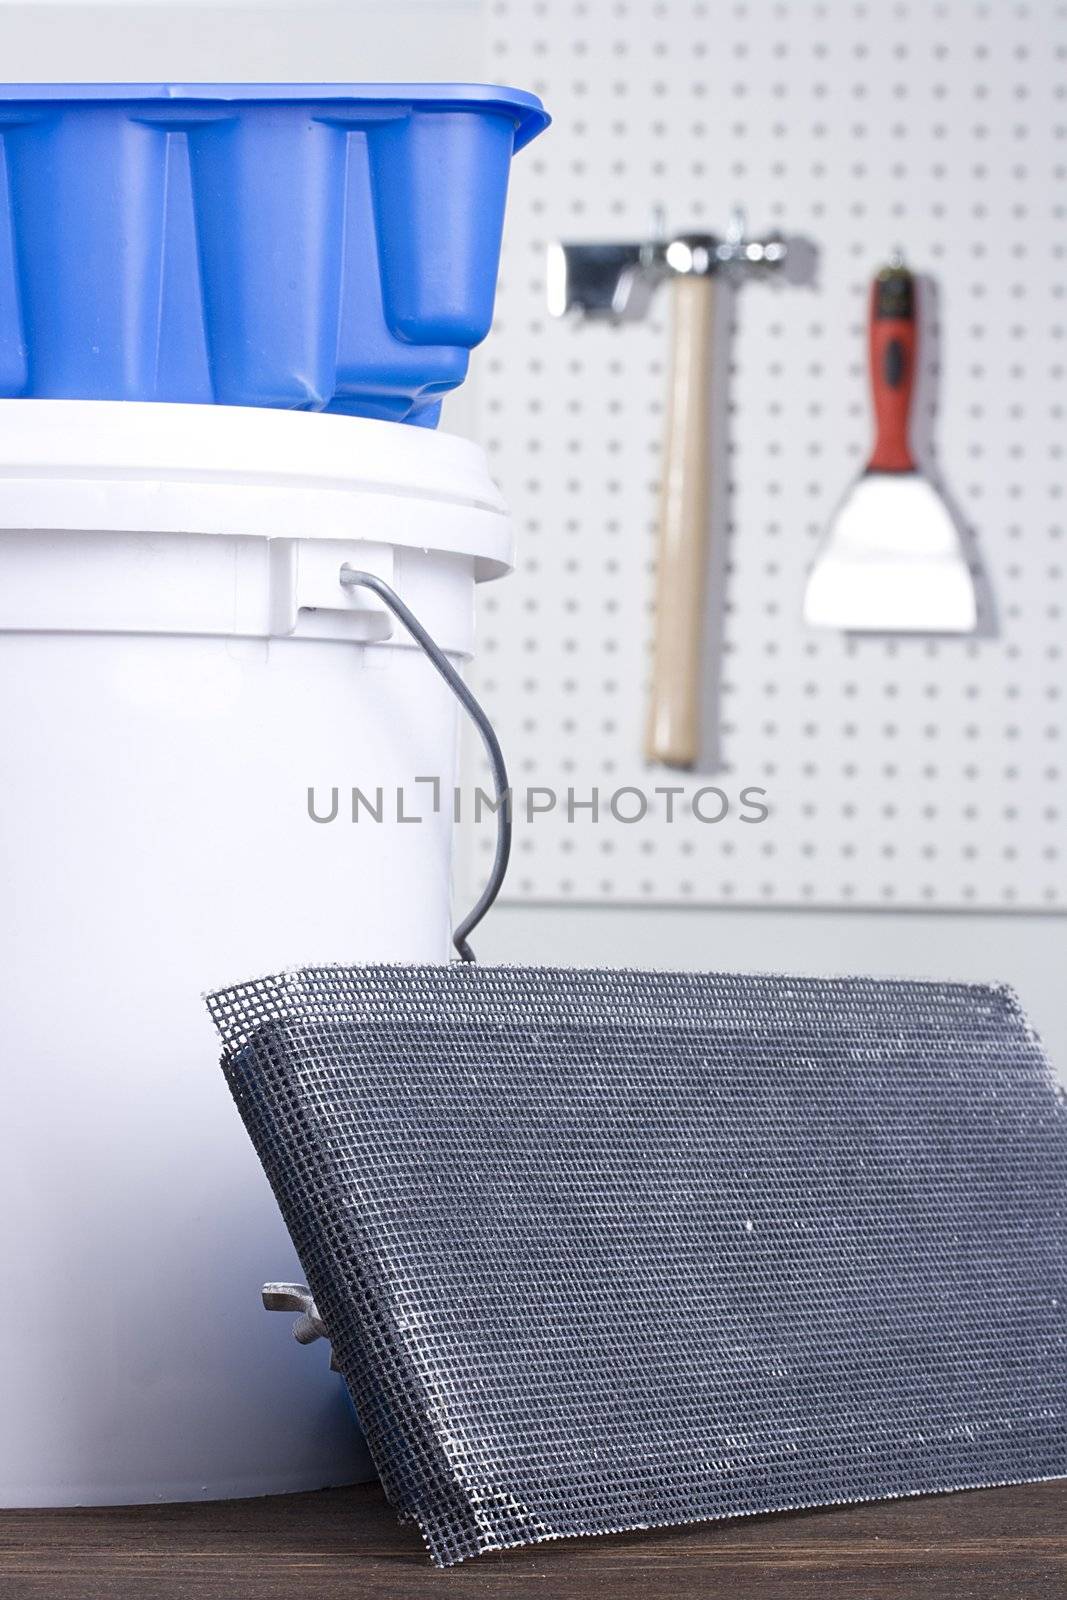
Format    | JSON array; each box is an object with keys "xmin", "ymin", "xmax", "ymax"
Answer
[{"xmin": 644, "ymin": 273, "xmax": 715, "ymax": 769}]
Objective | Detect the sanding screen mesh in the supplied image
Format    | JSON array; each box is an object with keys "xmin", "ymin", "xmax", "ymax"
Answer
[{"xmin": 207, "ymin": 964, "xmax": 1067, "ymax": 1566}]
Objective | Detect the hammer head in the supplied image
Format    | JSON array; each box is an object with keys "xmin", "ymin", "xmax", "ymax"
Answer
[{"xmin": 548, "ymin": 215, "xmax": 787, "ymax": 323}]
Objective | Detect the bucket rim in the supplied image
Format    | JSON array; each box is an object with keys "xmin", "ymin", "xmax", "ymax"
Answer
[
  {"xmin": 0, "ymin": 82, "xmax": 550, "ymax": 151},
  {"xmin": 0, "ymin": 400, "xmax": 514, "ymax": 580}
]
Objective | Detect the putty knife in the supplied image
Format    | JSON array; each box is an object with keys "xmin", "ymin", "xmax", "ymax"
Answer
[{"xmin": 804, "ymin": 259, "xmax": 977, "ymax": 632}]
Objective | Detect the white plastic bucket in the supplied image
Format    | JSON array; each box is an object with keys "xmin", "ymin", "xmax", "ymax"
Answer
[{"xmin": 0, "ymin": 400, "xmax": 512, "ymax": 1507}]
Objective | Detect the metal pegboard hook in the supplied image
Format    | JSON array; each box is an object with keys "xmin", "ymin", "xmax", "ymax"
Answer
[
  {"xmin": 338, "ymin": 566, "xmax": 511, "ymax": 963},
  {"xmin": 262, "ymin": 1283, "xmax": 338, "ymax": 1369}
]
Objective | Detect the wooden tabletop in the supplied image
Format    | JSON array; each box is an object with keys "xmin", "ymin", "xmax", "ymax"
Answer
[{"xmin": 2, "ymin": 1480, "xmax": 1064, "ymax": 1599}]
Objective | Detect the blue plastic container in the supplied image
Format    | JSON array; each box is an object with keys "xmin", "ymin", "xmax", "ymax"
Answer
[{"xmin": 0, "ymin": 84, "xmax": 548, "ymax": 426}]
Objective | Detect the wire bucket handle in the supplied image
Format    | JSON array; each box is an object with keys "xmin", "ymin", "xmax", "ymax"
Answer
[{"xmin": 339, "ymin": 566, "xmax": 510, "ymax": 963}]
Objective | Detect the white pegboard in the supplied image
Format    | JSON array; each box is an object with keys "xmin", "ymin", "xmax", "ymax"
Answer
[{"xmin": 469, "ymin": 0, "xmax": 1067, "ymax": 911}]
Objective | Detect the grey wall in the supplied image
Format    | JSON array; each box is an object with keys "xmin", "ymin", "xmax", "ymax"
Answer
[{"xmin": 0, "ymin": 2, "xmax": 481, "ymax": 82}]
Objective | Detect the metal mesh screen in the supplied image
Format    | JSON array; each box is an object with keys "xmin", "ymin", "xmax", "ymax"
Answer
[{"xmin": 206, "ymin": 964, "xmax": 1067, "ymax": 1566}]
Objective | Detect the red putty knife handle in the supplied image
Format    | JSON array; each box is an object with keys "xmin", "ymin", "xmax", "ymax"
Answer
[{"xmin": 868, "ymin": 261, "xmax": 916, "ymax": 473}]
